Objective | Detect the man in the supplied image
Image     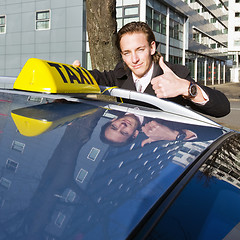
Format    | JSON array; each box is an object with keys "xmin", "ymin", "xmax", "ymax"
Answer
[
  {"xmin": 73, "ymin": 21, "xmax": 230, "ymax": 118},
  {"xmin": 100, "ymin": 112, "xmax": 205, "ymax": 147},
  {"xmin": 100, "ymin": 113, "xmax": 142, "ymax": 147}
]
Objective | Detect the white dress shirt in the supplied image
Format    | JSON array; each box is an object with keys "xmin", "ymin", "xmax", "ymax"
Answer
[{"xmin": 132, "ymin": 63, "xmax": 154, "ymax": 93}]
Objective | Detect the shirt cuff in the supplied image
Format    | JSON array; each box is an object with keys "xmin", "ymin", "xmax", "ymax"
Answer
[{"xmin": 191, "ymin": 86, "xmax": 209, "ymax": 105}]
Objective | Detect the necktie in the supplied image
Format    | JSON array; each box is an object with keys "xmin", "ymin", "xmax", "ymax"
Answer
[{"xmin": 135, "ymin": 80, "xmax": 142, "ymax": 92}]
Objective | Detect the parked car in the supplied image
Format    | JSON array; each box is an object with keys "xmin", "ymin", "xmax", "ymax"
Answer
[{"xmin": 0, "ymin": 60, "xmax": 239, "ymax": 240}]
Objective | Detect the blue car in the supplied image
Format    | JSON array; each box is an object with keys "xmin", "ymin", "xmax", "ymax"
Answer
[{"xmin": 0, "ymin": 62, "xmax": 239, "ymax": 240}]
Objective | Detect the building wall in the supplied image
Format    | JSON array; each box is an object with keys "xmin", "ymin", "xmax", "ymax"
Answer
[
  {"xmin": 0, "ymin": 0, "xmax": 233, "ymax": 83},
  {"xmin": 0, "ymin": 0, "xmax": 85, "ymax": 77},
  {"xmin": 228, "ymin": 0, "xmax": 240, "ymax": 52}
]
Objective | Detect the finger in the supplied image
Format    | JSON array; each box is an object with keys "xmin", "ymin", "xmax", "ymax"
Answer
[
  {"xmin": 149, "ymin": 120, "xmax": 158, "ymax": 127},
  {"xmin": 72, "ymin": 60, "xmax": 81, "ymax": 67},
  {"xmin": 159, "ymin": 56, "xmax": 172, "ymax": 73},
  {"xmin": 151, "ymin": 76, "xmax": 160, "ymax": 85},
  {"xmin": 141, "ymin": 138, "xmax": 153, "ymax": 147},
  {"xmin": 142, "ymin": 122, "xmax": 151, "ymax": 131}
]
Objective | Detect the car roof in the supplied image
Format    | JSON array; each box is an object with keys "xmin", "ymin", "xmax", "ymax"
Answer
[{"xmin": 0, "ymin": 74, "xmax": 232, "ymax": 239}]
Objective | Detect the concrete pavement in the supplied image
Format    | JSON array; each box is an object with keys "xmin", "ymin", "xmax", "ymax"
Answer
[
  {"xmin": 209, "ymin": 82, "xmax": 240, "ymax": 101},
  {"xmin": 208, "ymin": 82, "xmax": 240, "ymax": 131}
]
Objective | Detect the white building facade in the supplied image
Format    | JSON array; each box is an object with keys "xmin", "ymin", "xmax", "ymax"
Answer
[{"xmin": 228, "ymin": 0, "xmax": 240, "ymax": 82}]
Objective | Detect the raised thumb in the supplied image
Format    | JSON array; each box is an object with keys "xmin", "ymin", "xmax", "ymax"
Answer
[
  {"xmin": 141, "ymin": 138, "xmax": 153, "ymax": 147},
  {"xmin": 159, "ymin": 56, "xmax": 171, "ymax": 73}
]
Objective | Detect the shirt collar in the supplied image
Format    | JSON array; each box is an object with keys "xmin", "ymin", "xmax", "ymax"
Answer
[{"xmin": 132, "ymin": 63, "xmax": 154, "ymax": 92}]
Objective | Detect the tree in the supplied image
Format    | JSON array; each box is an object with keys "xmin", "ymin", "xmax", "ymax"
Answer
[{"xmin": 86, "ymin": 0, "xmax": 121, "ymax": 71}]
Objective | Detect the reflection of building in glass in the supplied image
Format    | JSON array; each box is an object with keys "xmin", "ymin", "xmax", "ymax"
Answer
[
  {"xmin": 0, "ymin": 95, "xmax": 64, "ymax": 224},
  {"xmin": 199, "ymin": 134, "xmax": 240, "ymax": 189},
  {"xmin": 0, "ymin": 96, "xmax": 220, "ymax": 239},
  {"xmin": 172, "ymin": 141, "xmax": 210, "ymax": 167}
]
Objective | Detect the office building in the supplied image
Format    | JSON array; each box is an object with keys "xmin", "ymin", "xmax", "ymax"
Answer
[
  {"xmin": 0, "ymin": 0, "xmax": 86, "ymax": 76},
  {"xmin": 0, "ymin": 0, "xmax": 238, "ymax": 83}
]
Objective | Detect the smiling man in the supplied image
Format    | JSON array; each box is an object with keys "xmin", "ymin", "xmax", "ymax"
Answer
[{"xmin": 73, "ymin": 21, "xmax": 230, "ymax": 118}]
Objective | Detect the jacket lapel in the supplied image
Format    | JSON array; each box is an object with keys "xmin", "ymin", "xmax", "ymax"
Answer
[{"xmin": 120, "ymin": 72, "xmax": 136, "ymax": 91}]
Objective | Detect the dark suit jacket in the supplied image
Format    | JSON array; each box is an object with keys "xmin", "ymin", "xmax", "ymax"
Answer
[{"xmin": 91, "ymin": 61, "xmax": 230, "ymax": 117}]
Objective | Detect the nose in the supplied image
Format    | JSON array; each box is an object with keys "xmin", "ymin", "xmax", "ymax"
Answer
[
  {"xmin": 119, "ymin": 122, "xmax": 127, "ymax": 130},
  {"xmin": 113, "ymin": 122, "xmax": 127, "ymax": 131},
  {"xmin": 131, "ymin": 52, "xmax": 139, "ymax": 64}
]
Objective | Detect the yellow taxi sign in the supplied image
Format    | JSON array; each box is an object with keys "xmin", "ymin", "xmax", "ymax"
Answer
[
  {"xmin": 13, "ymin": 58, "xmax": 100, "ymax": 94},
  {"xmin": 11, "ymin": 105, "xmax": 98, "ymax": 137},
  {"xmin": 11, "ymin": 113, "xmax": 53, "ymax": 137}
]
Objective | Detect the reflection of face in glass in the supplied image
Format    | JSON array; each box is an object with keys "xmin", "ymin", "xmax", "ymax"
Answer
[{"xmin": 104, "ymin": 114, "xmax": 140, "ymax": 144}]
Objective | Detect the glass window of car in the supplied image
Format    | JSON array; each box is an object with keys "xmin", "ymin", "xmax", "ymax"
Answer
[{"xmin": 146, "ymin": 134, "xmax": 240, "ymax": 240}]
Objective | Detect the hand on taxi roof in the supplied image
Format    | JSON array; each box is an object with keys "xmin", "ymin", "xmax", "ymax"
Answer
[
  {"xmin": 151, "ymin": 57, "xmax": 205, "ymax": 103},
  {"xmin": 72, "ymin": 60, "xmax": 81, "ymax": 67}
]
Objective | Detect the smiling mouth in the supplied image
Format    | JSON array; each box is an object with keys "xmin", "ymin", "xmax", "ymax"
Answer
[{"xmin": 132, "ymin": 63, "xmax": 143, "ymax": 69}]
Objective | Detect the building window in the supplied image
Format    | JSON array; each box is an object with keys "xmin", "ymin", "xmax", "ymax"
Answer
[
  {"xmin": 122, "ymin": 0, "xmax": 139, "ymax": 4},
  {"xmin": 0, "ymin": 15, "xmax": 6, "ymax": 33},
  {"xmin": 169, "ymin": 19, "xmax": 183, "ymax": 40},
  {"xmin": 234, "ymin": 40, "xmax": 240, "ymax": 46},
  {"xmin": 235, "ymin": 12, "xmax": 240, "ymax": 17},
  {"xmin": 124, "ymin": 6, "xmax": 138, "ymax": 16},
  {"xmin": 36, "ymin": 10, "xmax": 50, "ymax": 30},
  {"xmin": 55, "ymin": 212, "xmax": 65, "ymax": 228},
  {"xmin": 210, "ymin": 18, "xmax": 217, "ymax": 23},
  {"xmin": 0, "ymin": 177, "xmax": 11, "ymax": 190},
  {"xmin": 210, "ymin": 43, "xmax": 216, "ymax": 49},
  {"xmin": 76, "ymin": 169, "xmax": 88, "ymax": 183},
  {"xmin": 0, "ymin": 196, "xmax": 5, "ymax": 208},
  {"xmin": 11, "ymin": 140, "xmax": 25, "ymax": 153},
  {"xmin": 6, "ymin": 159, "xmax": 19, "ymax": 172},
  {"xmin": 116, "ymin": 5, "xmax": 139, "ymax": 29},
  {"xmin": 146, "ymin": 6, "xmax": 166, "ymax": 35},
  {"xmin": 87, "ymin": 147, "xmax": 100, "ymax": 161},
  {"xmin": 27, "ymin": 96, "xmax": 43, "ymax": 103},
  {"xmin": 235, "ymin": 26, "xmax": 240, "ymax": 32}
]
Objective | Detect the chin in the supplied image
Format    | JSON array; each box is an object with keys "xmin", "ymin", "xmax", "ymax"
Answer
[{"xmin": 132, "ymin": 70, "xmax": 145, "ymax": 78}]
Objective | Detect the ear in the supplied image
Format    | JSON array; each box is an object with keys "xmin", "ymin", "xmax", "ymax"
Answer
[
  {"xmin": 132, "ymin": 130, "xmax": 139, "ymax": 139},
  {"xmin": 150, "ymin": 41, "xmax": 156, "ymax": 56}
]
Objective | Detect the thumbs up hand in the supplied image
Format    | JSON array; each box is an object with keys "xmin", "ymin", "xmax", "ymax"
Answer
[
  {"xmin": 141, "ymin": 120, "xmax": 179, "ymax": 147},
  {"xmin": 151, "ymin": 57, "xmax": 190, "ymax": 99}
]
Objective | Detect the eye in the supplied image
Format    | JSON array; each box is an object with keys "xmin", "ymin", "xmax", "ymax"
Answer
[
  {"xmin": 138, "ymin": 47, "xmax": 145, "ymax": 52},
  {"xmin": 111, "ymin": 124, "xmax": 118, "ymax": 130},
  {"xmin": 120, "ymin": 130, "xmax": 129, "ymax": 136},
  {"xmin": 122, "ymin": 51, "xmax": 130, "ymax": 56}
]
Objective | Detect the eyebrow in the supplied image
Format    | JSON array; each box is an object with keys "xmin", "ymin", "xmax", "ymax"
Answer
[{"xmin": 121, "ymin": 45, "xmax": 146, "ymax": 53}]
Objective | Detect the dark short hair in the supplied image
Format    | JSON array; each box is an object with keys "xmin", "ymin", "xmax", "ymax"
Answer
[{"xmin": 116, "ymin": 21, "xmax": 161, "ymax": 63}]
